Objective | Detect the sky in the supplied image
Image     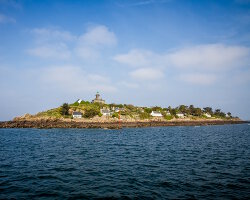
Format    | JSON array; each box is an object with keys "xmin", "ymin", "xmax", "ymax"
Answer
[{"xmin": 0, "ymin": 0, "xmax": 250, "ymax": 120}]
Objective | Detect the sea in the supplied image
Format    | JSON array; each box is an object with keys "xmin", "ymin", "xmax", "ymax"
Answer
[{"xmin": 0, "ymin": 124, "xmax": 249, "ymax": 199}]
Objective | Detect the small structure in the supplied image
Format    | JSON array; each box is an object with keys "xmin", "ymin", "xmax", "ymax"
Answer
[
  {"xmin": 101, "ymin": 108, "xmax": 111, "ymax": 116},
  {"xmin": 150, "ymin": 111, "xmax": 163, "ymax": 117},
  {"xmin": 77, "ymin": 99, "xmax": 82, "ymax": 104},
  {"xmin": 92, "ymin": 92, "xmax": 105, "ymax": 104},
  {"xmin": 115, "ymin": 107, "xmax": 125, "ymax": 113},
  {"xmin": 204, "ymin": 113, "xmax": 211, "ymax": 118},
  {"xmin": 72, "ymin": 111, "xmax": 82, "ymax": 119},
  {"xmin": 176, "ymin": 113, "xmax": 185, "ymax": 118}
]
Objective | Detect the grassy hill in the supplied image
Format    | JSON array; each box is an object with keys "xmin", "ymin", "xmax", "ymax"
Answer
[{"xmin": 33, "ymin": 100, "xmax": 238, "ymax": 121}]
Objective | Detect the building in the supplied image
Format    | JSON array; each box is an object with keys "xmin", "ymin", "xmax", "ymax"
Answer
[
  {"xmin": 150, "ymin": 111, "xmax": 163, "ymax": 117},
  {"xmin": 115, "ymin": 107, "xmax": 125, "ymax": 113},
  {"xmin": 77, "ymin": 99, "xmax": 82, "ymax": 104},
  {"xmin": 101, "ymin": 108, "xmax": 111, "ymax": 116},
  {"xmin": 204, "ymin": 113, "xmax": 211, "ymax": 118},
  {"xmin": 176, "ymin": 113, "xmax": 185, "ymax": 118},
  {"xmin": 92, "ymin": 92, "xmax": 105, "ymax": 104},
  {"xmin": 72, "ymin": 111, "xmax": 82, "ymax": 118}
]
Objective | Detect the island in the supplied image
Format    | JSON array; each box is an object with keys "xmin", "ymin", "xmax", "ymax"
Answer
[{"xmin": 0, "ymin": 92, "xmax": 248, "ymax": 129}]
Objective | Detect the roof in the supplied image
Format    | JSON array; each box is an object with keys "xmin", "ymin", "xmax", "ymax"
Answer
[
  {"xmin": 152, "ymin": 111, "xmax": 161, "ymax": 114},
  {"xmin": 73, "ymin": 111, "xmax": 82, "ymax": 115},
  {"xmin": 101, "ymin": 109, "xmax": 110, "ymax": 113}
]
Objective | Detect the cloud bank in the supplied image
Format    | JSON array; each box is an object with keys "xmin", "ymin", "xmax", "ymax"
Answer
[
  {"xmin": 28, "ymin": 25, "xmax": 117, "ymax": 60},
  {"xmin": 114, "ymin": 44, "xmax": 250, "ymax": 85}
]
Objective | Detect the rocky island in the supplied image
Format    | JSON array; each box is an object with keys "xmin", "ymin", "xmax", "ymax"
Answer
[{"xmin": 0, "ymin": 93, "xmax": 247, "ymax": 129}]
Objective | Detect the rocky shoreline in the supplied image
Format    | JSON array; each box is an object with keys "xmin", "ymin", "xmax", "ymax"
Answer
[{"xmin": 0, "ymin": 119, "xmax": 248, "ymax": 129}]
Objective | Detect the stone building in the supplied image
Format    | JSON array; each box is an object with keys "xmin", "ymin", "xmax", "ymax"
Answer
[{"xmin": 92, "ymin": 92, "xmax": 105, "ymax": 104}]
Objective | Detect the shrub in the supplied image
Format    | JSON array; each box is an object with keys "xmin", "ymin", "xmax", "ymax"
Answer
[
  {"xmin": 112, "ymin": 112, "xmax": 119, "ymax": 118},
  {"xmin": 84, "ymin": 108, "xmax": 99, "ymax": 118},
  {"xmin": 71, "ymin": 102, "xmax": 79, "ymax": 106},
  {"xmin": 60, "ymin": 103, "xmax": 69, "ymax": 116},
  {"xmin": 144, "ymin": 108, "xmax": 152, "ymax": 114},
  {"xmin": 164, "ymin": 115, "xmax": 173, "ymax": 120},
  {"xmin": 139, "ymin": 112, "xmax": 151, "ymax": 119}
]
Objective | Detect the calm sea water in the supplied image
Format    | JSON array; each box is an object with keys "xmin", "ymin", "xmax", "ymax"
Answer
[{"xmin": 0, "ymin": 125, "xmax": 249, "ymax": 199}]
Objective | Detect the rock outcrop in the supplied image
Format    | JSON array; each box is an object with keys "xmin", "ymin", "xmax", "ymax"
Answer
[{"xmin": 0, "ymin": 119, "xmax": 247, "ymax": 129}]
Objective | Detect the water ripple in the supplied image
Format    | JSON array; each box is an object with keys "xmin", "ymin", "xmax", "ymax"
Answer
[{"xmin": 0, "ymin": 125, "xmax": 250, "ymax": 199}]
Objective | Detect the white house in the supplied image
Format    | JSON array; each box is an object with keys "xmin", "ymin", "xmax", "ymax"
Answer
[
  {"xmin": 115, "ymin": 108, "xmax": 125, "ymax": 113},
  {"xmin": 72, "ymin": 111, "xmax": 82, "ymax": 118},
  {"xmin": 77, "ymin": 99, "xmax": 82, "ymax": 104},
  {"xmin": 204, "ymin": 113, "xmax": 211, "ymax": 118},
  {"xmin": 176, "ymin": 113, "xmax": 185, "ymax": 118},
  {"xmin": 101, "ymin": 109, "xmax": 111, "ymax": 116},
  {"xmin": 150, "ymin": 111, "xmax": 163, "ymax": 117}
]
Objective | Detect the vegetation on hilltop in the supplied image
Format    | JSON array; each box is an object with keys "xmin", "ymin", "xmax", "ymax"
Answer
[{"xmin": 34, "ymin": 99, "xmax": 238, "ymax": 120}]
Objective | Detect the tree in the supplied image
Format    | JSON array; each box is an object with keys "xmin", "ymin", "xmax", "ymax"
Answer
[
  {"xmin": 189, "ymin": 105, "xmax": 195, "ymax": 115},
  {"xmin": 214, "ymin": 109, "xmax": 226, "ymax": 118},
  {"xmin": 170, "ymin": 108, "xmax": 177, "ymax": 116},
  {"xmin": 203, "ymin": 107, "xmax": 213, "ymax": 114},
  {"xmin": 227, "ymin": 112, "xmax": 232, "ymax": 117},
  {"xmin": 84, "ymin": 108, "xmax": 100, "ymax": 118},
  {"xmin": 60, "ymin": 103, "xmax": 69, "ymax": 115},
  {"xmin": 152, "ymin": 106, "xmax": 161, "ymax": 111},
  {"xmin": 179, "ymin": 105, "xmax": 188, "ymax": 114},
  {"xmin": 219, "ymin": 112, "xmax": 226, "ymax": 118},
  {"xmin": 144, "ymin": 108, "xmax": 152, "ymax": 114},
  {"xmin": 192, "ymin": 108, "xmax": 202, "ymax": 116},
  {"xmin": 214, "ymin": 109, "xmax": 221, "ymax": 116},
  {"xmin": 112, "ymin": 112, "xmax": 119, "ymax": 118}
]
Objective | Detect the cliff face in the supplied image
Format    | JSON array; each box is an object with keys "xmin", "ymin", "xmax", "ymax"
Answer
[{"xmin": 0, "ymin": 119, "xmax": 246, "ymax": 129}]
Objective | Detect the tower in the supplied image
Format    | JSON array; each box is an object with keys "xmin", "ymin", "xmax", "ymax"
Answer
[
  {"xmin": 96, "ymin": 92, "xmax": 100, "ymax": 100},
  {"xmin": 92, "ymin": 92, "xmax": 105, "ymax": 104}
]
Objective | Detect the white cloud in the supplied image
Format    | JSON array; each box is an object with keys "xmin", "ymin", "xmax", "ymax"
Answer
[
  {"xmin": 76, "ymin": 25, "xmax": 117, "ymax": 59},
  {"xmin": 75, "ymin": 47, "xmax": 99, "ymax": 60},
  {"xmin": 178, "ymin": 73, "xmax": 217, "ymax": 85},
  {"xmin": 0, "ymin": 13, "xmax": 15, "ymax": 23},
  {"xmin": 28, "ymin": 25, "xmax": 117, "ymax": 61},
  {"xmin": 130, "ymin": 68, "xmax": 164, "ymax": 80},
  {"xmin": 41, "ymin": 66, "xmax": 116, "ymax": 93},
  {"xmin": 168, "ymin": 44, "xmax": 249, "ymax": 71},
  {"xmin": 114, "ymin": 44, "xmax": 250, "ymax": 86},
  {"xmin": 30, "ymin": 27, "xmax": 76, "ymax": 43},
  {"xmin": 113, "ymin": 49, "xmax": 157, "ymax": 67},
  {"xmin": 119, "ymin": 81, "xmax": 139, "ymax": 89},
  {"xmin": 28, "ymin": 27, "xmax": 75, "ymax": 60},
  {"xmin": 87, "ymin": 74, "xmax": 110, "ymax": 82},
  {"xmin": 114, "ymin": 44, "xmax": 249, "ymax": 71},
  {"xmin": 27, "ymin": 43, "xmax": 71, "ymax": 60},
  {"xmin": 79, "ymin": 25, "xmax": 117, "ymax": 47}
]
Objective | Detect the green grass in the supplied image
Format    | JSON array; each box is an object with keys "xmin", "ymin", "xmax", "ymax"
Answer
[
  {"xmin": 36, "ymin": 108, "xmax": 62, "ymax": 118},
  {"xmin": 34, "ymin": 100, "xmax": 235, "ymax": 121},
  {"xmin": 164, "ymin": 115, "xmax": 173, "ymax": 120}
]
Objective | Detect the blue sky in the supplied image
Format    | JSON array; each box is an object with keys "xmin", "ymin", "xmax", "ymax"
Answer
[{"xmin": 0, "ymin": 0, "xmax": 250, "ymax": 120}]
